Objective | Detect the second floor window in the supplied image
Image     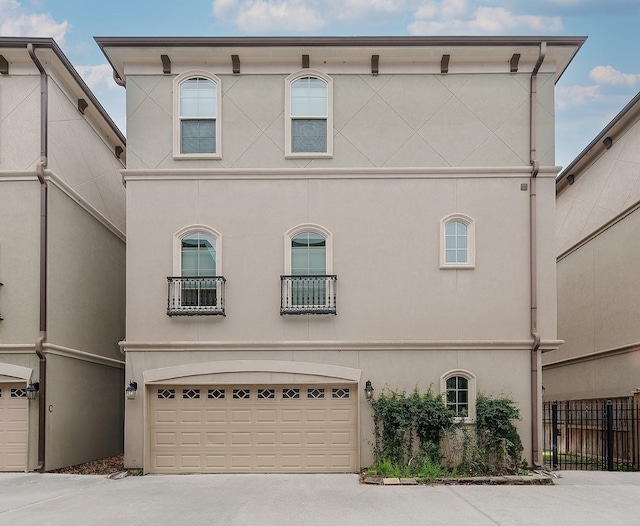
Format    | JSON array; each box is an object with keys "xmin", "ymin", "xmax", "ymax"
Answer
[
  {"xmin": 440, "ymin": 214, "xmax": 475, "ymax": 269},
  {"xmin": 285, "ymin": 71, "xmax": 333, "ymax": 157},
  {"xmin": 181, "ymin": 232, "xmax": 216, "ymax": 278},
  {"xmin": 174, "ymin": 72, "xmax": 221, "ymax": 158}
]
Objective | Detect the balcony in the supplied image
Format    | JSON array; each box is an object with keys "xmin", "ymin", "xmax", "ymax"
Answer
[
  {"xmin": 167, "ymin": 276, "xmax": 226, "ymax": 316},
  {"xmin": 280, "ymin": 275, "xmax": 337, "ymax": 315}
]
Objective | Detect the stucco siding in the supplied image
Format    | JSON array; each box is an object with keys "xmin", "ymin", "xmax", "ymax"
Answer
[
  {"xmin": 125, "ymin": 174, "xmax": 545, "ymax": 344},
  {"xmin": 47, "ymin": 184, "xmax": 125, "ymax": 360},
  {"xmin": 125, "ymin": 73, "xmax": 555, "ymax": 171},
  {"xmin": 0, "ymin": 179, "xmax": 40, "ymax": 344}
]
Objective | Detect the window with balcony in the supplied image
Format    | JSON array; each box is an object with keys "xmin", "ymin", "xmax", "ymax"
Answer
[
  {"xmin": 281, "ymin": 224, "xmax": 336, "ymax": 314},
  {"xmin": 285, "ymin": 70, "xmax": 333, "ymax": 158},
  {"xmin": 167, "ymin": 227, "xmax": 225, "ymax": 316},
  {"xmin": 173, "ymin": 71, "xmax": 221, "ymax": 159}
]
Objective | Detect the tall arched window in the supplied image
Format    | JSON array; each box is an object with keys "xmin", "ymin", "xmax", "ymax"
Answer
[
  {"xmin": 281, "ymin": 224, "xmax": 336, "ymax": 314},
  {"xmin": 285, "ymin": 70, "xmax": 333, "ymax": 157},
  {"xmin": 440, "ymin": 214, "xmax": 475, "ymax": 269},
  {"xmin": 168, "ymin": 226, "xmax": 225, "ymax": 316},
  {"xmin": 173, "ymin": 72, "xmax": 221, "ymax": 158}
]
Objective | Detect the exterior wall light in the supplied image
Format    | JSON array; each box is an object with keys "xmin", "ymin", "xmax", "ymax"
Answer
[
  {"xmin": 26, "ymin": 381, "xmax": 40, "ymax": 401},
  {"xmin": 125, "ymin": 381, "xmax": 138, "ymax": 401},
  {"xmin": 364, "ymin": 380, "xmax": 374, "ymax": 402}
]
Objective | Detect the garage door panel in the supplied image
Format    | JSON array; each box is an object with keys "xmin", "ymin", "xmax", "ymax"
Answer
[
  {"xmin": 0, "ymin": 384, "xmax": 28, "ymax": 472},
  {"xmin": 149, "ymin": 384, "xmax": 358, "ymax": 473}
]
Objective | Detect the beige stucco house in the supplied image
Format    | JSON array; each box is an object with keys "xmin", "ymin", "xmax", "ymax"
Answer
[
  {"xmin": 97, "ymin": 36, "xmax": 584, "ymax": 474},
  {"xmin": 544, "ymin": 92, "xmax": 640, "ymax": 401},
  {"xmin": 0, "ymin": 38, "xmax": 126, "ymax": 471}
]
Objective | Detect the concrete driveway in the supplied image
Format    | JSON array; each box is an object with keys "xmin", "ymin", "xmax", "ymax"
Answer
[{"xmin": 2, "ymin": 471, "xmax": 640, "ymax": 525}]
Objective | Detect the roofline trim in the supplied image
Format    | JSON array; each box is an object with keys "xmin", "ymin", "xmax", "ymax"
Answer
[
  {"xmin": 557, "ymin": 91, "xmax": 640, "ymax": 185},
  {"xmin": 0, "ymin": 37, "xmax": 125, "ymax": 145},
  {"xmin": 94, "ymin": 35, "xmax": 587, "ymax": 49}
]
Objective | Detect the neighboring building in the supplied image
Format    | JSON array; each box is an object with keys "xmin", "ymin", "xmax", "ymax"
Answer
[
  {"xmin": 0, "ymin": 38, "xmax": 126, "ymax": 471},
  {"xmin": 97, "ymin": 36, "xmax": 584, "ymax": 474},
  {"xmin": 544, "ymin": 92, "xmax": 640, "ymax": 401}
]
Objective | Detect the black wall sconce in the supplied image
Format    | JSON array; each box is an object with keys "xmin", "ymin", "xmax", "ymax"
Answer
[
  {"xmin": 364, "ymin": 380, "xmax": 374, "ymax": 402},
  {"xmin": 26, "ymin": 381, "xmax": 40, "ymax": 401},
  {"xmin": 125, "ymin": 381, "xmax": 138, "ymax": 401}
]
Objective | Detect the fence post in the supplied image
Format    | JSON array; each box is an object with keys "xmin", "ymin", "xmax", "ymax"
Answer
[
  {"xmin": 552, "ymin": 400, "xmax": 559, "ymax": 470},
  {"xmin": 606, "ymin": 400, "xmax": 614, "ymax": 471},
  {"xmin": 634, "ymin": 391, "xmax": 640, "ymax": 470}
]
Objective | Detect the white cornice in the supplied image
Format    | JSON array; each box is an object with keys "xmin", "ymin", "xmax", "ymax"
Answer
[
  {"xmin": 121, "ymin": 339, "xmax": 562, "ymax": 352},
  {"xmin": 43, "ymin": 343, "xmax": 124, "ymax": 369},
  {"xmin": 122, "ymin": 166, "xmax": 560, "ymax": 182},
  {"xmin": 543, "ymin": 341, "xmax": 640, "ymax": 369}
]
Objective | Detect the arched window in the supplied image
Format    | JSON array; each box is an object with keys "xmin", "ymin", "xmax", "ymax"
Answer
[
  {"xmin": 440, "ymin": 214, "xmax": 475, "ymax": 269},
  {"xmin": 441, "ymin": 370, "xmax": 476, "ymax": 422},
  {"xmin": 281, "ymin": 224, "xmax": 336, "ymax": 314},
  {"xmin": 285, "ymin": 70, "xmax": 333, "ymax": 157},
  {"xmin": 168, "ymin": 226, "xmax": 224, "ymax": 316},
  {"xmin": 173, "ymin": 72, "xmax": 221, "ymax": 158}
]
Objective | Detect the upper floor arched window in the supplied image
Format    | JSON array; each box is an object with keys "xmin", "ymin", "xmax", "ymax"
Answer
[
  {"xmin": 285, "ymin": 70, "xmax": 333, "ymax": 158},
  {"xmin": 173, "ymin": 72, "xmax": 221, "ymax": 159}
]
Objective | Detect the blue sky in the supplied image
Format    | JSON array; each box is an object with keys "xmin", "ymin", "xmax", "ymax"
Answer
[{"xmin": 2, "ymin": 0, "xmax": 639, "ymax": 169}]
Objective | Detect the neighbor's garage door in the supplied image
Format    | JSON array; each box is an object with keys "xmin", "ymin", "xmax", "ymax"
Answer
[
  {"xmin": 149, "ymin": 384, "xmax": 358, "ymax": 473},
  {"xmin": 0, "ymin": 384, "xmax": 28, "ymax": 472}
]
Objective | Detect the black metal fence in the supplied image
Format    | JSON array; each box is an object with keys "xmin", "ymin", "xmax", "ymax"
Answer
[{"xmin": 543, "ymin": 398, "xmax": 639, "ymax": 471}]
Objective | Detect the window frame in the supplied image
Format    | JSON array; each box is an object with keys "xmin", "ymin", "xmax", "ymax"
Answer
[
  {"xmin": 285, "ymin": 70, "xmax": 333, "ymax": 159},
  {"xmin": 440, "ymin": 213, "xmax": 475, "ymax": 269},
  {"xmin": 283, "ymin": 223, "xmax": 333, "ymax": 274},
  {"xmin": 173, "ymin": 225, "xmax": 222, "ymax": 276},
  {"xmin": 173, "ymin": 71, "xmax": 222, "ymax": 160},
  {"xmin": 440, "ymin": 369, "xmax": 477, "ymax": 423}
]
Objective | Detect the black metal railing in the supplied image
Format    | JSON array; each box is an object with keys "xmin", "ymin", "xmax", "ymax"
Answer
[
  {"xmin": 280, "ymin": 275, "xmax": 337, "ymax": 315},
  {"xmin": 167, "ymin": 276, "xmax": 226, "ymax": 316},
  {"xmin": 543, "ymin": 398, "xmax": 639, "ymax": 471}
]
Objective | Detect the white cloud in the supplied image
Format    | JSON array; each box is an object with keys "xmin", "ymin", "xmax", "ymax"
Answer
[
  {"xmin": 212, "ymin": 0, "xmax": 408, "ymax": 33},
  {"xmin": 556, "ymin": 85, "xmax": 600, "ymax": 110},
  {"xmin": 76, "ymin": 64, "xmax": 121, "ymax": 93},
  {"xmin": 589, "ymin": 65, "xmax": 640, "ymax": 87},
  {"xmin": 0, "ymin": 0, "xmax": 70, "ymax": 43},
  {"xmin": 409, "ymin": 4, "xmax": 562, "ymax": 35}
]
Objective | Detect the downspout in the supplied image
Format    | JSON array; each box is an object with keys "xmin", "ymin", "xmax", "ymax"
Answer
[
  {"xmin": 27, "ymin": 43, "xmax": 48, "ymax": 472},
  {"xmin": 529, "ymin": 42, "xmax": 546, "ymax": 467}
]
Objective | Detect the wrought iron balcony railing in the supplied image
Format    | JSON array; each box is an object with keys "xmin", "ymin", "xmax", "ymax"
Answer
[
  {"xmin": 167, "ymin": 276, "xmax": 226, "ymax": 316},
  {"xmin": 280, "ymin": 275, "xmax": 337, "ymax": 315}
]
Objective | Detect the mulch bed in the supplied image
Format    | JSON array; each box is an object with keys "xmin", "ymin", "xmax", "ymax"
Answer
[{"xmin": 48, "ymin": 454, "xmax": 125, "ymax": 475}]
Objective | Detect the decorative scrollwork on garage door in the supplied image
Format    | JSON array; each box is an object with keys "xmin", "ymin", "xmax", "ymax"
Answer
[
  {"xmin": 307, "ymin": 388, "xmax": 325, "ymax": 399},
  {"xmin": 233, "ymin": 388, "xmax": 250, "ymax": 399},
  {"xmin": 208, "ymin": 388, "xmax": 225, "ymax": 399},
  {"xmin": 282, "ymin": 388, "xmax": 300, "ymax": 399},
  {"xmin": 258, "ymin": 388, "xmax": 275, "ymax": 399},
  {"xmin": 332, "ymin": 388, "xmax": 350, "ymax": 399},
  {"xmin": 11, "ymin": 388, "xmax": 26, "ymax": 398},
  {"xmin": 157, "ymin": 388, "xmax": 175, "ymax": 399}
]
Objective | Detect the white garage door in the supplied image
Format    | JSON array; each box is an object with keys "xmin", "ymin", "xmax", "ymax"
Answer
[
  {"xmin": 0, "ymin": 384, "xmax": 28, "ymax": 472},
  {"xmin": 148, "ymin": 384, "xmax": 358, "ymax": 473}
]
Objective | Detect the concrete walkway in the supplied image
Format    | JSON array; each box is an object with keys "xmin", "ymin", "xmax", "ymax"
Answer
[{"xmin": 2, "ymin": 471, "xmax": 640, "ymax": 525}]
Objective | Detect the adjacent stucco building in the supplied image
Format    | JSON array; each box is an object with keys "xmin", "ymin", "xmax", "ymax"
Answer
[
  {"xmin": 97, "ymin": 36, "xmax": 584, "ymax": 473},
  {"xmin": 0, "ymin": 38, "xmax": 126, "ymax": 471},
  {"xmin": 544, "ymin": 92, "xmax": 640, "ymax": 401}
]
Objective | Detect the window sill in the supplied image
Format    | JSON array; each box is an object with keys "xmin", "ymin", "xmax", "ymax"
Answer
[
  {"xmin": 173, "ymin": 153, "xmax": 222, "ymax": 161},
  {"xmin": 285, "ymin": 152, "xmax": 333, "ymax": 159},
  {"xmin": 440, "ymin": 264, "xmax": 475, "ymax": 270}
]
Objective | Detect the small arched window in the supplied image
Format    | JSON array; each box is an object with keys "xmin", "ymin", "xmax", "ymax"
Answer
[
  {"xmin": 440, "ymin": 214, "xmax": 475, "ymax": 269},
  {"xmin": 441, "ymin": 370, "xmax": 476, "ymax": 422},
  {"xmin": 173, "ymin": 72, "xmax": 221, "ymax": 158},
  {"xmin": 285, "ymin": 70, "xmax": 333, "ymax": 157}
]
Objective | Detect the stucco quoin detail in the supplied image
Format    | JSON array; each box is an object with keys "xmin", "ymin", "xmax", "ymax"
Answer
[{"xmin": 143, "ymin": 360, "xmax": 362, "ymax": 384}]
